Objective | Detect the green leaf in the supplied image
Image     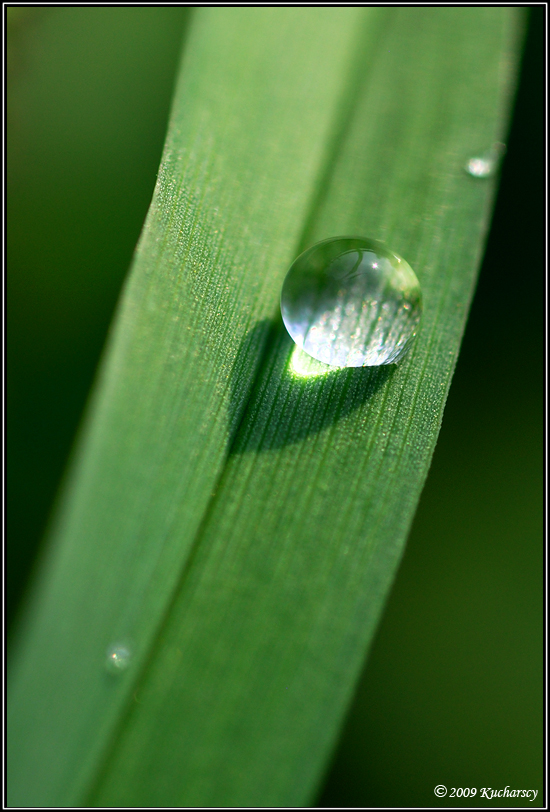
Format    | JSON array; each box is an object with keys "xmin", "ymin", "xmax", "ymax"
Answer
[{"xmin": 8, "ymin": 7, "xmax": 524, "ymax": 807}]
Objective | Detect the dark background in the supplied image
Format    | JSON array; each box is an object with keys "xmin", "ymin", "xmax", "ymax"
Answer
[{"xmin": 8, "ymin": 7, "xmax": 543, "ymax": 807}]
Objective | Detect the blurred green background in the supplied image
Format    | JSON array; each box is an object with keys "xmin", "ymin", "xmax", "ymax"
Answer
[{"xmin": 8, "ymin": 7, "xmax": 542, "ymax": 807}]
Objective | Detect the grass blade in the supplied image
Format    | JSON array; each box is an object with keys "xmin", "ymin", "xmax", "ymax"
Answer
[
  {"xmin": 7, "ymin": 7, "xmax": 373, "ymax": 805},
  {"xmin": 8, "ymin": 7, "xmax": 523, "ymax": 807}
]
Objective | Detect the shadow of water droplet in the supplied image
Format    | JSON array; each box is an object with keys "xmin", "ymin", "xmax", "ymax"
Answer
[{"xmin": 228, "ymin": 317, "xmax": 394, "ymax": 455}]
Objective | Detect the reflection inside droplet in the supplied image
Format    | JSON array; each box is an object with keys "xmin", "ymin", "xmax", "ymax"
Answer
[
  {"xmin": 105, "ymin": 643, "xmax": 132, "ymax": 673},
  {"xmin": 281, "ymin": 237, "xmax": 422, "ymax": 367}
]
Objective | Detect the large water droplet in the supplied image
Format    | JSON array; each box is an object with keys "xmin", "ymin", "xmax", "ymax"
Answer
[
  {"xmin": 280, "ymin": 237, "xmax": 422, "ymax": 367},
  {"xmin": 105, "ymin": 643, "xmax": 132, "ymax": 673}
]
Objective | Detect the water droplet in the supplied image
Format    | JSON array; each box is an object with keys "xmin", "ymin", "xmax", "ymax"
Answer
[
  {"xmin": 464, "ymin": 142, "xmax": 506, "ymax": 178},
  {"xmin": 280, "ymin": 237, "xmax": 422, "ymax": 367},
  {"xmin": 105, "ymin": 643, "xmax": 132, "ymax": 674}
]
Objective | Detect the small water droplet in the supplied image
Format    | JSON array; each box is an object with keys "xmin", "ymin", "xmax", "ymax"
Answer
[
  {"xmin": 464, "ymin": 142, "xmax": 506, "ymax": 178},
  {"xmin": 281, "ymin": 237, "xmax": 422, "ymax": 367},
  {"xmin": 105, "ymin": 643, "xmax": 132, "ymax": 674}
]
